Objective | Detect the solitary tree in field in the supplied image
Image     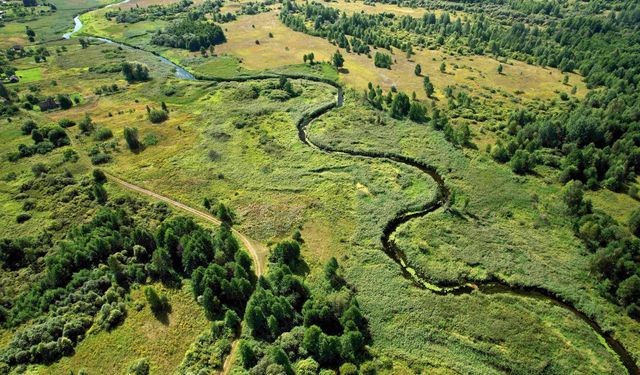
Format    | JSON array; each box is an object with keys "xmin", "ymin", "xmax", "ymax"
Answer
[
  {"xmin": 497, "ymin": 64, "xmax": 503, "ymax": 74},
  {"xmin": 440, "ymin": 62, "xmax": 446, "ymax": 73},
  {"xmin": 124, "ymin": 127, "xmax": 141, "ymax": 151},
  {"xmin": 144, "ymin": 286, "xmax": 169, "ymax": 315},
  {"xmin": 414, "ymin": 64, "xmax": 421, "ymax": 76},
  {"xmin": 423, "ymin": 76, "xmax": 434, "ymax": 97},
  {"xmin": 332, "ymin": 50, "xmax": 344, "ymax": 68}
]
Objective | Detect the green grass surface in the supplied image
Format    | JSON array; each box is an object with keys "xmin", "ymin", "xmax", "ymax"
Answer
[
  {"xmin": 310, "ymin": 89, "xmax": 640, "ymax": 370},
  {"xmin": 36, "ymin": 282, "xmax": 209, "ymax": 375}
]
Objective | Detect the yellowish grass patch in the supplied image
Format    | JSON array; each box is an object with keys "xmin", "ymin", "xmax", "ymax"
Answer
[{"xmin": 216, "ymin": 11, "xmax": 585, "ymax": 103}]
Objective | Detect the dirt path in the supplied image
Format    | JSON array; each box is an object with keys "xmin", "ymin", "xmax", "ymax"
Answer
[{"xmin": 106, "ymin": 173, "xmax": 266, "ymax": 277}]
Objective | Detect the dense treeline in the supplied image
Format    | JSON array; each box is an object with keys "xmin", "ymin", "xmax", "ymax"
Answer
[
  {"xmin": 105, "ymin": 0, "xmax": 194, "ymax": 23},
  {"xmin": 0, "ymin": 178, "xmax": 253, "ymax": 368},
  {"xmin": 104, "ymin": 0, "xmax": 234, "ymax": 25},
  {"xmin": 239, "ymin": 236, "xmax": 372, "ymax": 373},
  {"xmin": 151, "ymin": 18, "xmax": 226, "ymax": 51}
]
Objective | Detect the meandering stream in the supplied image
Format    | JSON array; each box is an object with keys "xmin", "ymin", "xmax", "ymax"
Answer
[{"xmin": 61, "ymin": 7, "xmax": 639, "ymax": 374}]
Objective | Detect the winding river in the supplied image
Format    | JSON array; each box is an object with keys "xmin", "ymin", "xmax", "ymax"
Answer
[{"xmin": 61, "ymin": 7, "xmax": 639, "ymax": 374}]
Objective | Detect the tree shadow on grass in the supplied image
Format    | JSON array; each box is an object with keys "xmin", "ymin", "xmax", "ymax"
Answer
[{"xmin": 152, "ymin": 306, "xmax": 172, "ymax": 326}]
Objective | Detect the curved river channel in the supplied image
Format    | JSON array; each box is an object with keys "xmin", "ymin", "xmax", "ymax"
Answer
[{"xmin": 61, "ymin": 6, "xmax": 639, "ymax": 373}]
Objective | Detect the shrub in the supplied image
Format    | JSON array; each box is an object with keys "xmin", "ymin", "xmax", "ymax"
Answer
[
  {"xmin": 46, "ymin": 126, "xmax": 69, "ymax": 147},
  {"xmin": 21, "ymin": 120, "xmax": 38, "ymax": 135},
  {"xmin": 339, "ymin": 363, "xmax": 358, "ymax": 375},
  {"xmin": 143, "ymin": 133, "xmax": 159, "ymax": 146},
  {"xmin": 32, "ymin": 163, "xmax": 48, "ymax": 177},
  {"xmin": 144, "ymin": 286, "xmax": 170, "ymax": 315},
  {"xmin": 373, "ymin": 52, "xmax": 392, "ymax": 68},
  {"xmin": 510, "ymin": 149, "xmax": 534, "ymax": 174},
  {"xmin": 93, "ymin": 169, "xmax": 107, "ymax": 184},
  {"xmin": 224, "ymin": 309, "xmax": 241, "ymax": 335},
  {"xmin": 16, "ymin": 213, "xmax": 31, "ymax": 224},
  {"xmin": 22, "ymin": 199, "xmax": 36, "ymax": 211},
  {"xmin": 91, "ymin": 183, "xmax": 108, "ymax": 204},
  {"xmin": 91, "ymin": 153, "xmax": 112, "ymax": 165},
  {"xmin": 35, "ymin": 141, "xmax": 55, "ymax": 155},
  {"xmin": 97, "ymin": 302, "xmax": 126, "ymax": 330},
  {"xmin": 63, "ymin": 149, "xmax": 79, "ymax": 163},
  {"xmin": 267, "ymin": 89, "xmax": 291, "ymax": 101},
  {"xmin": 79, "ymin": 115, "xmax": 94, "ymax": 134},
  {"xmin": 94, "ymin": 128, "xmax": 113, "ymax": 141},
  {"xmin": 628, "ymin": 208, "xmax": 640, "ymax": 237},
  {"xmin": 57, "ymin": 94, "xmax": 73, "ymax": 110},
  {"xmin": 148, "ymin": 109, "xmax": 168, "ymax": 124},
  {"xmin": 122, "ymin": 62, "xmax": 150, "ymax": 82},
  {"xmin": 127, "ymin": 358, "xmax": 150, "ymax": 375}
]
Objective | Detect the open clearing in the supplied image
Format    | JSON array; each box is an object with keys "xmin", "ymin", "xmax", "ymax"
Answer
[{"xmin": 214, "ymin": 11, "xmax": 585, "ymax": 102}]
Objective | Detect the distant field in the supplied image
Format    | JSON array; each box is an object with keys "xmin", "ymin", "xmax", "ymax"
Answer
[
  {"xmin": 74, "ymin": 3, "xmax": 584, "ymax": 108},
  {"xmin": 309, "ymin": 0, "xmax": 468, "ymax": 19},
  {"xmin": 215, "ymin": 11, "xmax": 585, "ymax": 102},
  {"xmin": 317, "ymin": 0, "xmax": 428, "ymax": 17},
  {"xmin": 116, "ymin": 0, "xmax": 203, "ymax": 8}
]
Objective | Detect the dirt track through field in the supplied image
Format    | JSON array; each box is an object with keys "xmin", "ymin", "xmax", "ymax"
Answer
[{"xmin": 106, "ymin": 174, "xmax": 265, "ymax": 277}]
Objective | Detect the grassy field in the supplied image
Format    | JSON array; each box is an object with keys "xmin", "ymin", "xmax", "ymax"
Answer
[
  {"xmin": 212, "ymin": 11, "xmax": 584, "ymax": 101},
  {"xmin": 305, "ymin": 0, "xmax": 469, "ymax": 19},
  {"xmin": 310, "ymin": 90, "xmax": 640, "ymax": 368},
  {"xmin": 36, "ymin": 282, "xmax": 209, "ymax": 375}
]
